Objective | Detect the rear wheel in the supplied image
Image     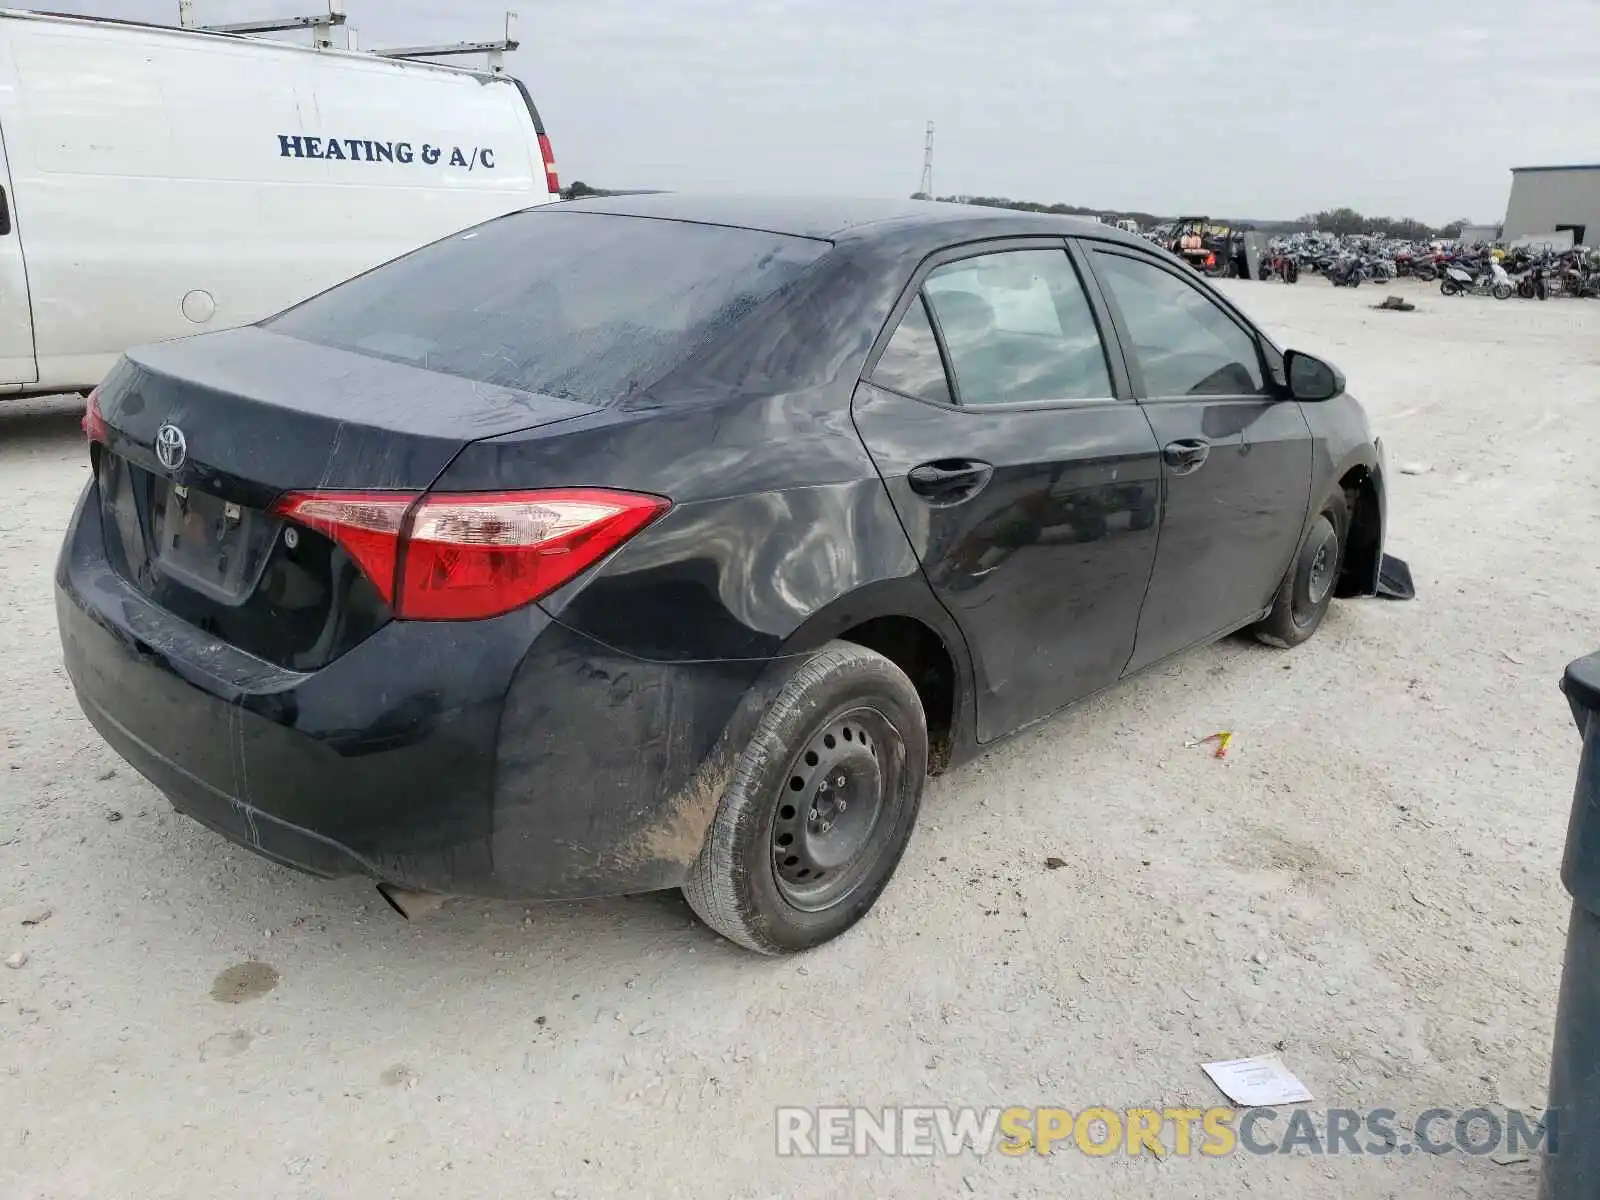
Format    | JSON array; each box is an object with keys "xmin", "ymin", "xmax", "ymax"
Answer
[
  {"xmin": 1253, "ymin": 495, "xmax": 1348, "ymax": 649},
  {"xmin": 1441, "ymin": 280, "xmax": 1460, "ymax": 296},
  {"xmin": 684, "ymin": 642, "xmax": 927, "ymax": 954}
]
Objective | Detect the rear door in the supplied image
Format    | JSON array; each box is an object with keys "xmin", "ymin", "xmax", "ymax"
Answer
[
  {"xmin": 0, "ymin": 117, "xmax": 36, "ymax": 385},
  {"xmin": 852, "ymin": 239, "xmax": 1163, "ymax": 742},
  {"xmin": 1081, "ymin": 243, "xmax": 1312, "ymax": 674}
]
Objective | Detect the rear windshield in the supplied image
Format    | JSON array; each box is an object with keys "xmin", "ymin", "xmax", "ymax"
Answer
[{"xmin": 267, "ymin": 211, "xmax": 829, "ymax": 402}]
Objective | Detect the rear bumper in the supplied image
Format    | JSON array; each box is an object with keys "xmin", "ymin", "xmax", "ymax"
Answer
[{"xmin": 56, "ymin": 481, "xmax": 765, "ymax": 900}]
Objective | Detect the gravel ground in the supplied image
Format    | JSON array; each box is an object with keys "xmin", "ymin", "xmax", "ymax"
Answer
[{"xmin": 2, "ymin": 279, "xmax": 1597, "ymax": 1199}]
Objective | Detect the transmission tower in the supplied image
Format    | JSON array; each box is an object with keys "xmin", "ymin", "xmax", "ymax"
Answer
[{"xmin": 919, "ymin": 122, "xmax": 935, "ymax": 198}]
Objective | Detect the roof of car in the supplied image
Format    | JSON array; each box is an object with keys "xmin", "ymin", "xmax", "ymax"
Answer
[{"xmin": 551, "ymin": 193, "xmax": 1134, "ymax": 246}]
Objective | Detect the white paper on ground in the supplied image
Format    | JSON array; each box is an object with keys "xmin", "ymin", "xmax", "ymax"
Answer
[{"xmin": 1201, "ymin": 1055, "xmax": 1314, "ymax": 1107}]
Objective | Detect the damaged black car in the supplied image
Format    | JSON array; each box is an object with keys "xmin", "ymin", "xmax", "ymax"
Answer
[{"xmin": 58, "ymin": 194, "xmax": 1391, "ymax": 954}]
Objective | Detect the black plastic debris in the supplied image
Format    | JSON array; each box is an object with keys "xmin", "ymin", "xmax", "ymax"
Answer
[
  {"xmin": 1376, "ymin": 554, "xmax": 1415, "ymax": 600},
  {"xmin": 1374, "ymin": 295, "xmax": 1417, "ymax": 312}
]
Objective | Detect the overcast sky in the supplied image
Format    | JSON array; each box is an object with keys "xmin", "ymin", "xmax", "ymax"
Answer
[{"xmin": 47, "ymin": 0, "xmax": 1600, "ymax": 223}]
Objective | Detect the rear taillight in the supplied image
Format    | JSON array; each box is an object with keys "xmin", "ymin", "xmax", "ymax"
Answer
[
  {"xmin": 271, "ymin": 488, "xmax": 669, "ymax": 621},
  {"xmin": 270, "ymin": 492, "xmax": 414, "ymax": 606},
  {"xmin": 82, "ymin": 387, "xmax": 108, "ymax": 443},
  {"xmin": 537, "ymin": 133, "xmax": 560, "ymax": 196}
]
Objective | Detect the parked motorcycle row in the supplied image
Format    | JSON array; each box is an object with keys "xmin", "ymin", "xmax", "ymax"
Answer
[{"xmin": 1254, "ymin": 231, "xmax": 1600, "ymax": 300}]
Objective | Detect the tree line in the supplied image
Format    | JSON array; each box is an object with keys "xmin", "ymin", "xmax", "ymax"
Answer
[
  {"xmin": 567, "ymin": 182, "xmax": 1470, "ymax": 241},
  {"xmin": 913, "ymin": 192, "xmax": 1468, "ymax": 240},
  {"xmin": 1291, "ymin": 207, "xmax": 1467, "ymax": 240}
]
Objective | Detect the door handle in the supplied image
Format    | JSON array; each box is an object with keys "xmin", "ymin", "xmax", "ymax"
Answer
[
  {"xmin": 907, "ymin": 459, "xmax": 993, "ymax": 504},
  {"xmin": 1162, "ymin": 438, "xmax": 1210, "ymax": 474}
]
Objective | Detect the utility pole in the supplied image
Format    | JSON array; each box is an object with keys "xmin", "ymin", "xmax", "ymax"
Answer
[{"xmin": 919, "ymin": 121, "xmax": 935, "ymax": 198}]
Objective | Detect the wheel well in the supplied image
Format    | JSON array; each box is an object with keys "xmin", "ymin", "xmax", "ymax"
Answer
[
  {"xmin": 838, "ymin": 616, "xmax": 956, "ymax": 775},
  {"xmin": 1336, "ymin": 466, "xmax": 1381, "ymax": 597}
]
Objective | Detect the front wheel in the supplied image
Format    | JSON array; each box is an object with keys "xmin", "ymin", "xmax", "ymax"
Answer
[
  {"xmin": 1253, "ymin": 496, "xmax": 1348, "ymax": 649},
  {"xmin": 1492, "ymin": 283, "xmax": 1513, "ymax": 300},
  {"xmin": 684, "ymin": 642, "xmax": 928, "ymax": 954}
]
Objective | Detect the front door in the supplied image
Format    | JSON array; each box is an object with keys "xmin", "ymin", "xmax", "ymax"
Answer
[
  {"xmin": 852, "ymin": 242, "xmax": 1162, "ymax": 741},
  {"xmin": 0, "ymin": 120, "xmax": 35, "ymax": 386},
  {"xmin": 1082, "ymin": 245, "xmax": 1311, "ymax": 674}
]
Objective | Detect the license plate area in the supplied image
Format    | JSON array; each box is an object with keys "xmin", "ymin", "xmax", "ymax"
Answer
[{"xmin": 150, "ymin": 477, "xmax": 279, "ymax": 605}]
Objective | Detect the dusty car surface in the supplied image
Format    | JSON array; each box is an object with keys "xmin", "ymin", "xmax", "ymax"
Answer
[{"xmin": 57, "ymin": 194, "xmax": 1386, "ymax": 953}]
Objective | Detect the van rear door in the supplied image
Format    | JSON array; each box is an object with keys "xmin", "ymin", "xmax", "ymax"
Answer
[{"xmin": 0, "ymin": 120, "xmax": 36, "ymax": 386}]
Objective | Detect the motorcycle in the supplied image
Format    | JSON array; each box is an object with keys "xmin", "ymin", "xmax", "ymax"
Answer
[
  {"xmin": 1441, "ymin": 262, "xmax": 1512, "ymax": 299},
  {"xmin": 1257, "ymin": 250, "xmax": 1300, "ymax": 283},
  {"xmin": 1518, "ymin": 259, "xmax": 1562, "ymax": 300},
  {"xmin": 1325, "ymin": 256, "xmax": 1369, "ymax": 287}
]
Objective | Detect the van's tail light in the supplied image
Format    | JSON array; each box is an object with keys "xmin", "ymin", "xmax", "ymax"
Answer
[
  {"xmin": 82, "ymin": 387, "xmax": 108, "ymax": 443},
  {"xmin": 537, "ymin": 133, "xmax": 560, "ymax": 196},
  {"xmin": 271, "ymin": 488, "xmax": 669, "ymax": 621}
]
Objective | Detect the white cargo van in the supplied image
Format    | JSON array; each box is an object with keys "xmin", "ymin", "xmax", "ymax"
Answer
[{"xmin": 0, "ymin": 8, "xmax": 560, "ymax": 396}]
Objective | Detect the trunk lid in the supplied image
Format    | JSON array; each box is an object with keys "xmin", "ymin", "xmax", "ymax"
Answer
[
  {"xmin": 101, "ymin": 327, "xmax": 594, "ymax": 496},
  {"xmin": 91, "ymin": 328, "xmax": 594, "ymax": 671}
]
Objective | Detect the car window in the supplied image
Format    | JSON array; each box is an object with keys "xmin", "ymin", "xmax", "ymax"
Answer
[
  {"xmin": 870, "ymin": 295, "xmax": 952, "ymax": 405},
  {"xmin": 267, "ymin": 211, "xmax": 829, "ymax": 403},
  {"xmin": 922, "ymin": 249, "xmax": 1112, "ymax": 406},
  {"xmin": 1091, "ymin": 252, "xmax": 1266, "ymax": 397}
]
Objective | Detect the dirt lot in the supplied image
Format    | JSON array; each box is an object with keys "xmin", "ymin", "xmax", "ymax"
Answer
[{"xmin": 2, "ymin": 280, "xmax": 1597, "ymax": 1199}]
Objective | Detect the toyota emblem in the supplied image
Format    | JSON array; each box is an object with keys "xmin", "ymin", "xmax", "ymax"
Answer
[{"xmin": 154, "ymin": 423, "xmax": 187, "ymax": 472}]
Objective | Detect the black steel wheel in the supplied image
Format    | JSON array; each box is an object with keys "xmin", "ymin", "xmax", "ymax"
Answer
[
  {"xmin": 684, "ymin": 641, "xmax": 928, "ymax": 954},
  {"xmin": 1291, "ymin": 517, "xmax": 1341, "ymax": 628},
  {"xmin": 1253, "ymin": 495, "xmax": 1348, "ymax": 649},
  {"xmin": 769, "ymin": 708, "xmax": 902, "ymax": 910}
]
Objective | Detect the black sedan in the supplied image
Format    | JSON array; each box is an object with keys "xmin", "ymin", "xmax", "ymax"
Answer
[{"xmin": 58, "ymin": 195, "xmax": 1387, "ymax": 954}]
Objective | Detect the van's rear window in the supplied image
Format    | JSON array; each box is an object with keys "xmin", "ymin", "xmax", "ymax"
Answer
[{"xmin": 267, "ymin": 211, "xmax": 829, "ymax": 402}]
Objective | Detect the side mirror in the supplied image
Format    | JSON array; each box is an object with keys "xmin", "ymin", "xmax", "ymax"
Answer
[{"xmin": 1284, "ymin": 349, "xmax": 1345, "ymax": 402}]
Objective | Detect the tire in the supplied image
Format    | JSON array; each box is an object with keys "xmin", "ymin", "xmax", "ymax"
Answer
[
  {"xmin": 683, "ymin": 641, "xmax": 928, "ymax": 954},
  {"xmin": 1518, "ymin": 279, "xmax": 1535, "ymax": 299},
  {"xmin": 1285, "ymin": 261, "xmax": 1299, "ymax": 284},
  {"xmin": 1440, "ymin": 280, "xmax": 1460, "ymax": 297},
  {"xmin": 1492, "ymin": 283, "xmax": 1513, "ymax": 300},
  {"xmin": 1253, "ymin": 495, "xmax": 1348, "ymax": 649}
]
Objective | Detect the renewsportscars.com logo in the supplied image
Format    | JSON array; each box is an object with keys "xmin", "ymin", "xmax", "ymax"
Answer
[{"xmin": 775, "ymin": 1106, "xmax": 1556, "ymax": 1159}]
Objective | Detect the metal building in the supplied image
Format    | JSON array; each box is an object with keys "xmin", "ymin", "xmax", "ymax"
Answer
[{"xmin": 1502, "ymin": 164, "xmax": 1600, "ymax": 245}]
